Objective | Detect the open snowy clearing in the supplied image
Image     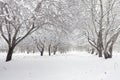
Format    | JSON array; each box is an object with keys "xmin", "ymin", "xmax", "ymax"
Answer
[{"xmin": 0, "ymin": 51, "xmax": 120, "ymax": 80}]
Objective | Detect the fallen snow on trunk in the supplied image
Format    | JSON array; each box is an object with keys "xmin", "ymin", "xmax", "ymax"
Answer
[{"xmin": 0, "ymin": 51, "xmax": 120, "ymax": 80}]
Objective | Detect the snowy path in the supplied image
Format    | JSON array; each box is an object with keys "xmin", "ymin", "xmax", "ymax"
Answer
[{"xmin": 0, "ymin": 51, "xmax": 120, "ymax": 80}]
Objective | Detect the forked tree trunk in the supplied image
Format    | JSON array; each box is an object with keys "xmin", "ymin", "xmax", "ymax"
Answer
[
  {"xmin": 104, "ymin": 44, "xmax": 113, "ymax": 59},
  {"xmin": 104, "ymin": 52, "xmax": 109, "ymax": 59},
  {"xmin": 6, "ymin": 47, "xmax": 14, "ymax": 62},
  {"xmin": 37, "ymin": 46, "xmax": 44, "ymax": 56},
  {"xmin": 103, "ymin": 32, "xmax": 119, "ymax": 59},
  {"xmin": 104, "ymin": 51, "xmax": 112, "ymax": 59}
]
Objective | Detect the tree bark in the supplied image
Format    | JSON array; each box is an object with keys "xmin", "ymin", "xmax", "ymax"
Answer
[
  {"xmin": 6, "ymin": 47, "xmax": 14, "ymax": 62},
  {"xmin": 48, "ymin": 44, "xmax": 51, "ymax": 56},
  {"xmin": 104, "ymin": 45, "xmax": 113, "ymax": 59},
  {"xmin": 41, "ymin": 48, "xmax": 44, "ymax": 56},
  {"xmin": 96, "ymin": 28, "xmax": 103, "ymax": 57},
  {"xmin": 108, "ymin": 45, "xmax": 113, "ymax": 58},
  {"xmin": 98, "ymin": 50, "xmax": 102, "ymax": 57}
]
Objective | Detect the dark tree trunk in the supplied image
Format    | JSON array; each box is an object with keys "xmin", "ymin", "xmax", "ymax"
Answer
[
  {"xmin": 104, "ymin": 52, "xmax": 109, "ymax": 59},
  {"xmin": 104, "ymin": 45, "xmax": 113, "ymax": 59},
  {"xmin": 6, "ymin": 47, "xmax": 14, "ymax": 62},
  {"xmin": 104, "ymin": 52, "xmax": 112, "ymax": 59},
  {"xmin": 36, "ymin": 44, "xmax": 44, "ymax": 56},
  {"xmin": 41, "ymin": 51, "xmax": 43, "ymax": 56},
  {"xmin": 48, "ymin": 44, "xmax": 51, "ymax": 56},
  {"xmin": 109, "ymin": 45, "xmax": 113, "ymax": 58},
  {"xmin": 41, "ymin": 48, "xmax": 44, "ymax": 56},
  {"xmin": 97, "ymin": 30, "xmax": 103, "ymax": 57}
]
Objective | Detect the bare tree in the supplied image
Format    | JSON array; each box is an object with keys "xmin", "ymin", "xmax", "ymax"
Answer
[
  {"xmin": 0, "ymin": 1, "xmax": 42, "ymax": 61},
  {"xmin": 82, "ymin": 0, "xmax": 120, "ymax": 59},
  {"xmin": 32, "ymin": 35, "xmax": 45, "ymax": 56},
  {"xmin": 35, "ymin": 0, "xmax": 73, "ymax": 55}
]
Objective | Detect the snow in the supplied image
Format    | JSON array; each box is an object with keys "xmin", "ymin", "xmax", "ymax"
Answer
[{"xmin": 0, "ymin": 51, "xmax": 120, "ymax": 80}]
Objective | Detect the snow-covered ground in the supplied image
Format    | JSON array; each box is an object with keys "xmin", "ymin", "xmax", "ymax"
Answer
[{"xmin": 0, "ymin": 51, "xmax": 120, "ymax": 80}]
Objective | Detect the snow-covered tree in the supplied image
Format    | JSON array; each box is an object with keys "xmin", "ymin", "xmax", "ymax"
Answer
[
  {"xmin": 0, "ymin": 0, "xmax": 42, "ymax": 61},
  {"xmin": 82, "ymin": 0, "xmax": 120, "ymax": 58}
]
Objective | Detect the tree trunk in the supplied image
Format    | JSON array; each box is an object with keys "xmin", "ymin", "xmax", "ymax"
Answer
[
  {"xmin": 97, "ymin": 30, "xmax": 103, "ymax": 57},
  {"xmin": 41, "ymin": 51, "xmax": 43, "ymax": 56},
  {"xmin": 91, "ymin": 48, "xmax": 95, "ymax": 54},
  {"xmin": 53, "ymin": 50, "xmax": 57, "ymax": 55},
  {"xmin": 48, "ymin": 44, "xmax": 51, "ymax": 56},
  {"xmin": 104, "ymin": 45, "xmax": 113, "ymax": 59},
  {"xmin": 108, "ymin": 45, "xmax": 113, "ymax": 58},
  {"xmin": 104, "ymin": 52, "xmax": 109, "ymax": 59},
  {"xmin": 98, "ymin": 50, "xmax": 102, "ymax": 57},
  {"xmin": 104, "ymin": 52, "xmax": 112, "ymax": 59},
  {"xmin": 6, "ymin": 47, "xmax": 14, "ymax": 62},
  {"xmin": 41, "ymin": 48, "xmax": 44, "ymax": 56},
  {"xmin": 53, "ymin": 47, "xmax": 57, "ymax": 55}
]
